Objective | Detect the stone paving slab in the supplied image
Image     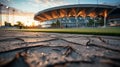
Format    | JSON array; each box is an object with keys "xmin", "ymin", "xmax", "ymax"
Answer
[
  {"xmin": 62, "ymin": 37, "xmax": 89, "ymax": 45},
  {"xmin": 0, "ymin": 30, "xmax": 120, "ymax": 67}
]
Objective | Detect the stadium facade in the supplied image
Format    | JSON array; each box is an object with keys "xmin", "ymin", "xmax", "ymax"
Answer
[{"xmin": 34, "ymin": 4, "xmax": 120, "ymax": 28}]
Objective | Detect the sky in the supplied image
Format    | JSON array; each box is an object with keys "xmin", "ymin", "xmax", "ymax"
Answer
[{"xmin": 0, "ymin": 0, "xmax": 120, "ymax": 13}]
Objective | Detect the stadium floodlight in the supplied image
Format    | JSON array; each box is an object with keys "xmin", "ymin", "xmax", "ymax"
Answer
[{"xmin": 6, "ymin": 6, "xmax": 10, "ymax": 23}]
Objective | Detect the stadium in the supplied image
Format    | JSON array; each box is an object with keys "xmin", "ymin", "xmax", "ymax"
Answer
[{"xmin": 34, "ymin": 4, "xmax": 120, "ymax": 28}]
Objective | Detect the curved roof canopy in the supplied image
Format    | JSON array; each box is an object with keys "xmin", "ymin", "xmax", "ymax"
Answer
[{"xmin": 34, "ymin": 4, "xmax": 118, "ymax": 22}]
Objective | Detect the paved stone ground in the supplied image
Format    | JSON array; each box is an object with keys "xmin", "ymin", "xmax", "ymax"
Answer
[{"xmin": 0, "ymin": 30, "xmax": 120, "ymax": 67}]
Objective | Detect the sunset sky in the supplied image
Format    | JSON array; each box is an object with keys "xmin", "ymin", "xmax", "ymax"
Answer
[{"xmin": 0, "ymin": 0, "xmax": 120, "ymax": 13}]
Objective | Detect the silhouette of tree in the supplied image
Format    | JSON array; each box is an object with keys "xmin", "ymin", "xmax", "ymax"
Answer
[
  {"xmin": 4, "ymin": 21, "xmax": 11, "ymax": 26},
  {"xmin": 51, "ymin": 20, "xmax": 61, "ymax": 28},
  {"xmin": 88, "ymin": 19, "xmax": 94, "ymax": 27},
  {"xmin": 16, "ymin": 21, "xmax": 24, "ymax": 29},
  {"xmin": 56, "ymin": 20, "xmax": 60, "ymax": 28}
]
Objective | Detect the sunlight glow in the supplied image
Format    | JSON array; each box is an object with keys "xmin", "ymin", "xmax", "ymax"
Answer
[{"xmin": 1, "ymin": 14, "xmax": 39, "ymax": 26}]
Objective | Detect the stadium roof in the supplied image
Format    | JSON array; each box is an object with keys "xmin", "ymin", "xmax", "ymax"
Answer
[{"xmin": 34, "ymin": 4, "xmax": 119, "ymax": 22}]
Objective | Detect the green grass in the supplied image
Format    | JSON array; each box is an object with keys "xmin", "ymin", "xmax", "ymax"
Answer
[{"xmin": 3, "ymin": 27, "xmax": 120, "ymax": 36}]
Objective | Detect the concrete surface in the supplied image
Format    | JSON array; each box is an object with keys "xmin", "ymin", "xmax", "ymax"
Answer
[{"xmin": 0, "ymin": 30, "xmax": 120, "ymax": 67}]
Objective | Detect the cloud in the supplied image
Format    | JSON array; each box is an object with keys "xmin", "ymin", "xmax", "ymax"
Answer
[
  {"xmin": 34, "ymin": 0, "xmax": 40, "ymax": 3},
  {"xmin": 33, "ymin": 0, "xmax": 70, "ymax": 6},
  {"xmin": 26, "ymin": 0, "xmax": 71, "ymax": 12},
  {"xmin": 7, "ymin": 0, "xmax": 11, "ymax": 1},
  {"xmin": 27, "ymin": 2, "xmax": 39, "ymax": 7}
]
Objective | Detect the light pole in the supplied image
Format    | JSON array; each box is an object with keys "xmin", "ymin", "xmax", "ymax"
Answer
[
  {"xmin": 13, "ymin": 9, "xmax": 15, "ymax": 26},
  {"xmin": 96, "ymin": 0, "xmax": 98, "ymax": 27},
  {"xmin": 6, "ymin": 6, "xmax": 9, "ymax": 23},
  {"xmin": 0, "ymin": 3, "xmax": 3, "ymax": 26},
  {"xmin": 78, "ymin": 0, "xmax": 80, "ymax": 4},
  {"xmin": 97, "ymin": 0, "xmax": 98, "ymax": 5},
  {"xmin": 75, "ymin": 16, "xmax": 78, "ymax": 27}
]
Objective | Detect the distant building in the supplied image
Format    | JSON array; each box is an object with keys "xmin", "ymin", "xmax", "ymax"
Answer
[
  {"xmin": 0, "ymin": 3, "xmax": 39, "ymax": 27},
  {"xmin": 34, "ymin": 4, "xmax": 120, "ymax": 28}
]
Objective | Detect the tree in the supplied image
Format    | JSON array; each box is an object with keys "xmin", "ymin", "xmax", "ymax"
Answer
[
  {"xmin": 51, "ymin": 20, "xmax": 61, "ymax": 28},
  {"xmin": 56, "ymin": 20, "xmax": 60, "ymax": 28},
  {"xmin": 99, "ymin": 18, "xmax": 104, "ymax": 26},
  {"xmin": 16, "ymin": 21, "xmax": 24, "ymax": 29},
  {"xmin": 96, "ymin": 16, "xmax": 104, "ymax": 26},
  {"xmin": 4, "ymin": 21, "xmax": 11, "ymax": 26},
  {"xmin": 51, "ymin": 22, "xmax": 56, "ymax": 28},
  {"xmin": 87, "ymin": 19, "xmax": 94, "ymax": 27}
]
